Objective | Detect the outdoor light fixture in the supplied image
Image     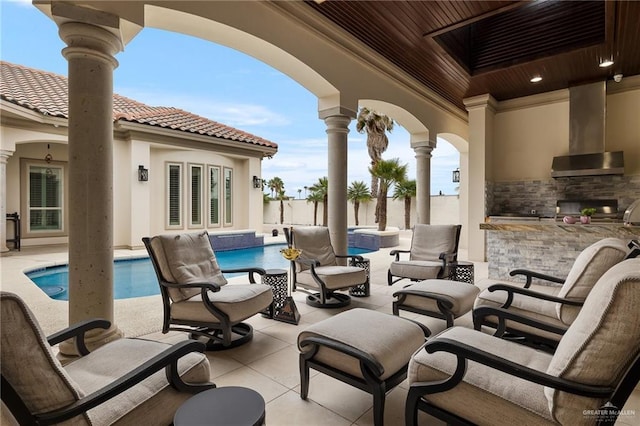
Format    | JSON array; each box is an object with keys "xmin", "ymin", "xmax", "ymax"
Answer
[
  {"xmin": 599, "ymin": 59, "xmax": 614, "ymax": 68},
  {"xmin": 452, "ymin": 168, "xmax": 460, "ymax": 183},
  {"xmin": 252, "ymin": 175, "xmax": 262, "ymax": 189},
  {"xmin": 138, "ymin": 165, "xmax": 149, "ymax": 182}
]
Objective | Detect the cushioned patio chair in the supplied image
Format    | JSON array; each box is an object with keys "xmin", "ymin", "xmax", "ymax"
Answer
[
  {"xmin": 143, "ymin": 231, "xmax": 273, "ymax": 350},
  {"xmin": 388, "ymin": 224, "xmax": 461, "ymax": 286},
  {"xmin": 290, "ymin": 226, "xmax": 368, "ymax": 308},
  {"xmin": 0, "ymin": 291, "xmax": 214, "ymax": 425},
  {"xmin": 473, "ymin": 237, "xmax": 631, "ymax": 350},
  {"xmin": 405, "ymin": 258, "xmax": 640, "ymax": 426}
]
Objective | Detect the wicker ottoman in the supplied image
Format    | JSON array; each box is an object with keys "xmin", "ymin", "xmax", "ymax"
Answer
[
  {"xmin": 393, "ymin": 279, "xmax": 480, "ymax": 328},
  {"xmin": 298, "ymin": 308, "xmax": 428, "ymax": 426}
]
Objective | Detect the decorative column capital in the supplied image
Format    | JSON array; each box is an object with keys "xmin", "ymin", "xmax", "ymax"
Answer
[
  {"xmin": 412, "ymin": 143, "xmax": 435, "ymax": 158},
  {"xmin": 0, "ymin": 149, "xmax": 13, "ymax": 162},
  {"xmin": 323, "ymin": 114, "xmax": 352, "ymax": 134},
  {"xmin": 59, "ymin": 22, "xmax": 122, "ymax": 69}
]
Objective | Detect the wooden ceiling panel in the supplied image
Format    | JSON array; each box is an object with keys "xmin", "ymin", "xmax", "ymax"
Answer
[{"xmin": 305, "ymin": 0, "xmax": 640, "ymax": 112}]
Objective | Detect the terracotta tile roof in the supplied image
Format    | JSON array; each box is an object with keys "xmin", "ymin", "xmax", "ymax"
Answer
[{"xmin": 0, "ymin": 61, "xmax": 278, "ymax": 150}]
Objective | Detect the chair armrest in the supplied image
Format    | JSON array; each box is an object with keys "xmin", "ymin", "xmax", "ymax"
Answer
[
  {"xmin": 417, "ymin": 335, "xmax": 614, "ymax": 398},
  {"xmin": 299, "ymin": 336, "xmax": 385, "ymax": 378},
  {"xmin": 47, "ymin": 319, "xmax": 111, "ymax": 355},
  {"xmin": 626, "ymin": 239, "xmax": 640, "ymax": 259},
  {"xmin": 438, "ymin": 252, "xmax": 457, "ymax": 264},
  {"xmin": 390, "ymin": 249, "xmax": 410, "ymax": 261},
  {"xmin": 33, "ymin": 340, "xmax": 215, "ymax": 425},
  {"xmin": 487, "ymin": 284, "xmax": 583, "ymax": 309},
  {"xmin": 509, "ymin": 269, "xmax": 565, "ymax": 288},
  {"xmin": 162, "ymin": 281, "xmax": 221, "ymax": 293},
  {"xmin": 221, "ymin": 267, "xmax": 266, "ymax": 284},
  {"xmin": 473, "ymin": 305, "xmax": 569, "ymax": 337}
]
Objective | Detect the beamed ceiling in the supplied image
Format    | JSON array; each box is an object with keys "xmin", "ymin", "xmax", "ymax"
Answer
[{"xmin": 305, "ymin": 0, "xmax": 640, "ymax": 112}]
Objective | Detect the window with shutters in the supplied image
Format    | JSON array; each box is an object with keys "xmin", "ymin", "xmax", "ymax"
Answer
[
  {"xmin": 208, "ymin": 165, "xmax": 220, "ymax": 227},
  {"xmin": 189, "ymin": 164, "xmax": 203, "ymax": 228},
  {"xmin": 167, "ymin": 163, "xmax": 182, "ymax": 228},
  {"xmin": 28, "ymin": 164, "xmax": 63, "ymax": 232},
  {"xmin": 223, "ymin": 167, "xmax": 233, "ymax": 226}
]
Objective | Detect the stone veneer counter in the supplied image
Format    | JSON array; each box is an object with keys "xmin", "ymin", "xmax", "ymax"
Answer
[{"xmin": 480, "ymin": 221, "xmax": 640, "ymax": 281}]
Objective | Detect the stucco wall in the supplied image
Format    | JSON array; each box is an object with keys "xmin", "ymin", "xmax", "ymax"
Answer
[
  {"xmin": 263, "ymin": 195, "xmax": 460, "ymax": 230},
  {"xmin": 492, "ymin": 82, "xmax": 640, "ymax": 182}
]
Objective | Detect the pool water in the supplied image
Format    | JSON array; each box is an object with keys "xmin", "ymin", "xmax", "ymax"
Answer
[{"xmin": 27, "ymin": 244, "xmax": 374, "ymax": 300}]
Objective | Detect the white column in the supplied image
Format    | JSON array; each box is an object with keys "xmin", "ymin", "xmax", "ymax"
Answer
[
  {"xmin": 58, "ymin": 20, "xmax": 124, "ymax": 355},
  {"xmin": 411, "ymin": 141, "xmax": 436, "ymax": 225},
  {"xmin": 464, "ymin": 94, "xmax": 497, "ymax": 262},
  {"xmin": 322, "ymin": 113, "xmax": 352, "ymax": 257},
  {"xmin": 0, "ymin": 150, "xmax": 12, "ymax": 253}
]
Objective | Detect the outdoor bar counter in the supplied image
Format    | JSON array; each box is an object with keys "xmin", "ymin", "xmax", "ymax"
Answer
[{"xmin": 480, "ymin": 221, "xmax": 640, "ymax": 281}]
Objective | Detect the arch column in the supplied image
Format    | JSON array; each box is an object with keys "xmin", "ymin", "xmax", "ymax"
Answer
[
  {"xmin": 0, "ymin": 150, "xmax": 13, "ymax": 253},
  {"xmin": 411, "ymin": 140, "xmax": 436, "ymax": 225},
  {"xmin": 58, "ymin": 18, "xmax": 124, "ymax": 355},
  {"xmin": 321, "ymin": 111, "xmax": 354, "ymax": 257}
]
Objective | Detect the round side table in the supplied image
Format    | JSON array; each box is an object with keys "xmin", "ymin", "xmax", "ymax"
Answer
[
  {"xmin": 451, "ymin": 261, "xmax": 475, "ymax": 284},
  {"xmin": 173, "ymin": 386, "xmax": 265, "ymax": 426},
  {"xmin": 261, "ymin": 268, "xmax": 288, "ymax": 318}
]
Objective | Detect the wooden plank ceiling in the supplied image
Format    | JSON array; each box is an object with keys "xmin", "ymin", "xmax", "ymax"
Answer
[{"xmin": 305, "ymin": 0, "xmax": 640, "ymax": 112}]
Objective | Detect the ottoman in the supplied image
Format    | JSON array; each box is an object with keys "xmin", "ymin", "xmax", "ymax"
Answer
[
  {"xmin": 298, "ymin": 308, "xmax": 428, "ymax": 426},
  {"xmin": 393, "ymin": 279, "xmax": 480, "ymax": 328}
]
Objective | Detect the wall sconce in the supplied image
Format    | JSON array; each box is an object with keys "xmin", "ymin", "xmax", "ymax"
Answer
[
  {"xmin": 252, "ymin": 175, "xmax": 262, "ymax": 189},
  {"xmin": 452, "ymin": 168, "xmax": 460, "ymax": 183},
  {"xmin": 138, "ymin": 165, "xmax": 149, "ymax": 182}
]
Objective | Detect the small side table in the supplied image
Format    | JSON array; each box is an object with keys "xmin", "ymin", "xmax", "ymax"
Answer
[
  {"xmin": 451, "ymin": 261, "xmax": 475, "ymax": 284},
  {"xmin": 261, "ymin": 269, "xmax": 288, "ymax": 318},
  {"xmin": 349, "ymin": 257, "xmax": 370, "ymax": 297},
  {"xmin": 174, "ymin": 386, "xmax": 265, "ymax": 426}
]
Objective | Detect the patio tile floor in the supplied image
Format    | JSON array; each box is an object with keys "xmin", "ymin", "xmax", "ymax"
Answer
[{"xmin": 1, "ymin": 231, "xmax": 638, "ymax": 425}]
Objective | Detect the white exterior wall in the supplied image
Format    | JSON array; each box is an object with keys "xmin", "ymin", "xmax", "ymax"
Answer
[{"xmin": 263, "ymin": 195, "xmax": 460, "ymax": 229}]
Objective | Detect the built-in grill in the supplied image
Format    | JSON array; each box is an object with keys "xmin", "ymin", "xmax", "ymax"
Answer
[{"xmin": 555, "ymin": 199, "xmax": 620, "ymax": 222}]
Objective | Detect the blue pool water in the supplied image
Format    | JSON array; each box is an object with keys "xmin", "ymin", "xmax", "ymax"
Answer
[{"xmin": 27, "ymin": 244, "xmax": 374, "ymax": 300}]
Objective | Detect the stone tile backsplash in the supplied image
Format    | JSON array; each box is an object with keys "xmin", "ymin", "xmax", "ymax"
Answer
[{"xmin": 488, "ymin": 175, "xmax": 640, "ymax": 217}]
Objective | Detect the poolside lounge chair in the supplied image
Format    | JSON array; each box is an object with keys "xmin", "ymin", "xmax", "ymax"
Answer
[
  {"xmin": 0, "ymin": 291, "xmax": 214, "ymax": 425},
  {"xmin": 473, "ymin": 237, "xmax": 631, "ymax": 349},
  {"xmin": 387, "ymin": 224, "xmax": 461, "ymax": 286},
  {"xmin": 143, "ymin": 231, "xmax": 273, "ymax": 350},
  {"xmin": 290, "ymin": 226, "xmax": 368, "ymax": 308},
  {"xmin": 405, "ymin": 258, "xmax": 640, "ymax": 426}
]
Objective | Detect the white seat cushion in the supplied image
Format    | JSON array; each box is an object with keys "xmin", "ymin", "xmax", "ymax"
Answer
[
  {"xmin": 396, "ymin": 279, "xmax": 480, "ymax": 316},
  {"xmin": 296, "ymin": 266, "xmax": 367, "ymax": 291},
  {"xmin": 389, "ymin": 260, "xmax": 443, "ymax": 280}
]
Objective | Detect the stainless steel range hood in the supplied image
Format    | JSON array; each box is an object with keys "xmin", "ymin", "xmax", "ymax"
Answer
[{"xmin": 551, "ymin": 81, "xmax": 624, "ymax": 178}]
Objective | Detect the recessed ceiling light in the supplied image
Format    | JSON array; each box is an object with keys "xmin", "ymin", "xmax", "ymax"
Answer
[
  {"xmin": 599, "ymin": 59, "xmax": 614, "ymax": 68},
  {"xmin": 530, "ymin": 76, "xmax": 542, "ymax": 83}
]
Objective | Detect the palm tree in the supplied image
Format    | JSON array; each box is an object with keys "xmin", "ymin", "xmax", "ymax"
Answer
[
  {"xmin": 393, "ymin": 179, "xmax": 416, "ymax": 230},
  {"xmin": 369, "ymin": 158, "xmax": 407, "ymax": 231},
  {"xmin": 356, "ymin": 107, "xmax": 394, "ymax": 196},
  {"xmin": 347, "ymin": 181, "xmax": 372, "ymax": 226},
  {"xmin": 306, "ymin": 191, "xmax": 323, "ymax": 226},
  {"xmin": 308, "ymin": 177, "xmax": 328, "ymax": 226},
  {"xmin": 268, "ymin": 177, "xmax": 286, "ymax": 223}
]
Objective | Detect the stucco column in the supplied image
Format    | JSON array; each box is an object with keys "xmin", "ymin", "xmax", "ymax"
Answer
[
  {"xmin": 0, "ymin": 150, "xmax": 12, "ymax": 253},
  {"xmin": 59, "ymin": 21, "xmax": 124, "ymax": 355},
  {"xmin": 322, "ymin": 114, "xmax": 352, "ymax": 257},
  {"xmin": 411, "ymin": 140, "xmax": 436, "ymax": 225},
  {"xmin": 463, "ymin": 94, "xmax": 497, "ymax": 262}
]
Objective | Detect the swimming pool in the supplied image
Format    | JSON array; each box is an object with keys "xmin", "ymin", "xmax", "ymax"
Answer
[{"xmin": 27, "ymin": 244, "xmax": 374, "ymax": 300}]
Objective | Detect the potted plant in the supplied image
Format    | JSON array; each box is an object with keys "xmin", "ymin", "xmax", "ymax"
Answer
[{"xmin": 580, "ymin": 207, "xmax": 597, "ymax": 224}]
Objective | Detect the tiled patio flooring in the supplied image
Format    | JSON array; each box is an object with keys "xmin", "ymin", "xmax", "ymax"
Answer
[{"xmin": 1, "ymin": 232, "xmax": 638, "ymax": 425}]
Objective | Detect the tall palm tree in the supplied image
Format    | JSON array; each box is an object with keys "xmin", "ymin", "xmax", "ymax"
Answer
[
  {"xmin": 268, "ymin": 177, "xmax": 286, "ymax": 224},
  {"xmin": 308, "ymin": 177, "xmax": 328, "ymax": 226},
  {"xmin": 347, "ymin": 181, "xmax": 372, "ymax": 226},
  {"xmin": 356, "ymin": 107, "xmax": 394, "ymax": 196},
  {"xmin": 393, "ymin": 179, "xmax": 416, "ymax": 230},
  {"xmin": 306, "ymin": 191, "xmax": 323, "ymax": 226},
  {"xmin": 369, "ymin": 158, "xmax": 407, "ymax": 231}
]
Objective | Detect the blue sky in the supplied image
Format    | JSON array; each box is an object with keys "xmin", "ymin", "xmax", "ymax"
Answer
[{"xmin": 1, "ymin": 0, "xmax": 460, "ymax": 197}]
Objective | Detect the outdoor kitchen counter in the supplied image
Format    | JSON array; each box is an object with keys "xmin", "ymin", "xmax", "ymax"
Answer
[{"xmin": 480, "ymin": 221, "xmax": 640, "ymax": 281}]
